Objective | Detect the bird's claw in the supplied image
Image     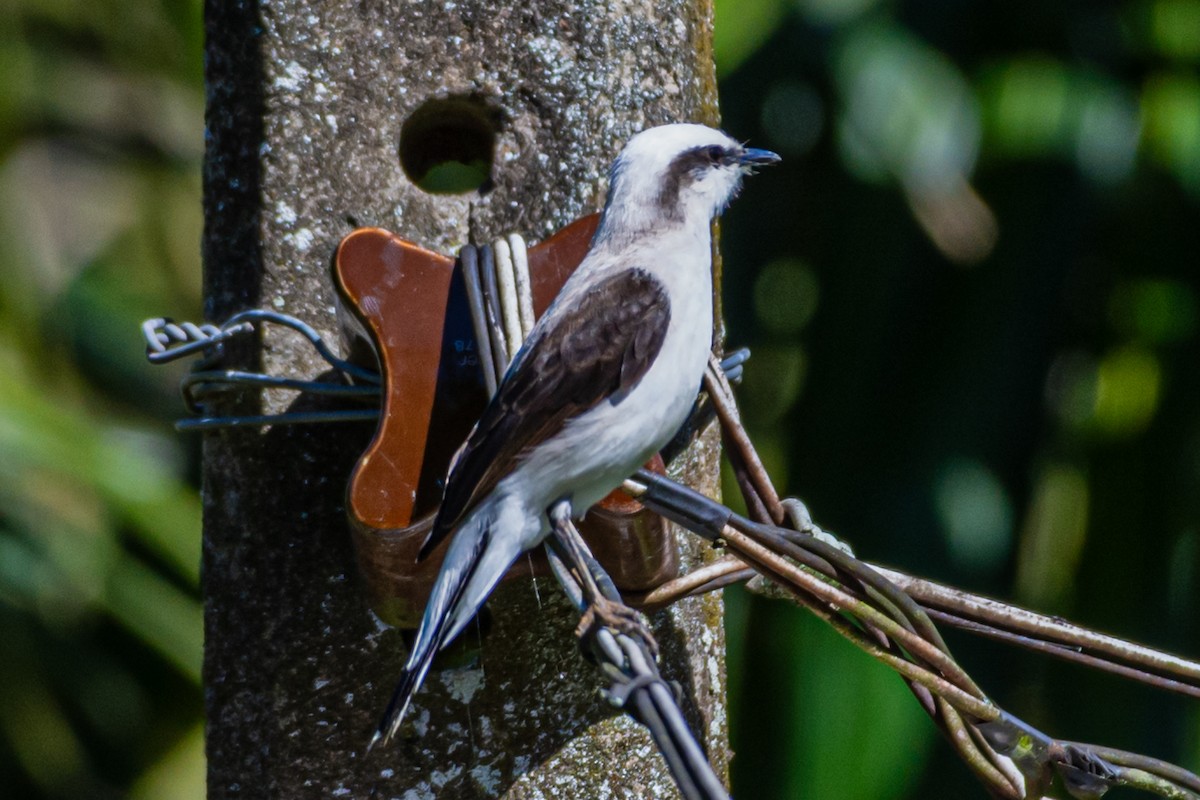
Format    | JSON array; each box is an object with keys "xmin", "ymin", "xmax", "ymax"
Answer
[
  {"xmin": 576, "ymin": 596, "xmax": 660, "ymax": 661},
  {"xmin": 718, "ymin": 347, "xmax": 751, "ymax": 384}
]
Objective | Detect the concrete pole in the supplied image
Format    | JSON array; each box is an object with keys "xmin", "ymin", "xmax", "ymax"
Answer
[{"xmin": 202, "ymin": 1, "xmax": 727, "ymax": 796}]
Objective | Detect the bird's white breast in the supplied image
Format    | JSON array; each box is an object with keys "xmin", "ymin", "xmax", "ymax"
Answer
[{"xmin": 497, "ymin": 223, "xmax": 714, "ymax": 545}]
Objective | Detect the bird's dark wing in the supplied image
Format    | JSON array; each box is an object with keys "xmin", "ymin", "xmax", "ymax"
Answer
[{"xmin": 418, "ymin": 267, "xmax": 670, "ymax": 560}]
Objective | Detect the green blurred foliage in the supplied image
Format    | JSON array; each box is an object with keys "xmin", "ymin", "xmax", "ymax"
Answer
[
  {"xmin": 0, "ymin": 0, "xmax": 204, "ymax": 797},
  {"xmin": 3, "ymin": 0, "xmax": 1199, "ymax": 797},
  {"xmin": 716, "ymin": 0, "xmax": 1200, "ymax": 796}
]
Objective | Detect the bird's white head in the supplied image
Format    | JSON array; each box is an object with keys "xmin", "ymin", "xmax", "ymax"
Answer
[{"xmin": 595, "ymin": 123, "xmax": 780, "ymax": 246}]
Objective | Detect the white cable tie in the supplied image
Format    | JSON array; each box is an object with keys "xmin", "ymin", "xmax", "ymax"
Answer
[
  {"xmin": 492, "ymin": 236, "xmax": 525, "ymax": 358},
  {"xmin": 508, "ymin": 233, "xmax": 536, "ymax": 338}
]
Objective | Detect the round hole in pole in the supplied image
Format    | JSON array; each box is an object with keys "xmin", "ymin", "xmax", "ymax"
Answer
[{"xmin": 399, "ymin": 96, "xmax": 498, "ymax": 195}]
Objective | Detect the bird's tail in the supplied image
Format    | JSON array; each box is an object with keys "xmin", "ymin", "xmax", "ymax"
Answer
[{"xmin": 370, "ymin": 495, "xmax": 532, "ymax": 748}]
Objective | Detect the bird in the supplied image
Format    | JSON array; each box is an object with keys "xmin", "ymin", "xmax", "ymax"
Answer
[{"xmin": 372, "ymin": 123, "xmax": 779, "ymax": 746}]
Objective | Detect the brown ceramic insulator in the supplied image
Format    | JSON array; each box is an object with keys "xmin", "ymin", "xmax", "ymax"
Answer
[
  {"xmin": 335, "ymin": 214, "xmax": 677, "ymax": 628},
  {"xmin": 581, "ymin": 453, "xmax": 676, "ymax": 593}
]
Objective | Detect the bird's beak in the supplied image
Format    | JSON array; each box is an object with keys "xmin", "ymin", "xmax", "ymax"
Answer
[{"xmin": 738, "ymin": 148, "xmax": 782, "ymax": 169}]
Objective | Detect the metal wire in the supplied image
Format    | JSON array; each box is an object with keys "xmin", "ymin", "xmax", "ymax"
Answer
[
  {"xmin": 144, "ymin": 232, "xmax": 1200, "ymax": 798},
  {"xmin": 143, "ymin": 309, "xmax": 382, "ymax": 431},
  {"xmin": 143, "ymin": 317, "xmax": 251, "ymax": 364},
  {"xmin": 175, "ymin": 410, "xmax": 382, "ymax": 431},
  {"xmin": 144, "ymin": 310, "xmax": 380, "ymax": 383},
  {"xmin": 620, "ymin": 358, "xmax": 1200, "ymax": 800},
  {"xmin": 181, "ymin": 370, "xmax": 378, "ymax": 410},
  {"xmin": 544, "ymin": 517, "xmax": 729, "ymax": 800}
]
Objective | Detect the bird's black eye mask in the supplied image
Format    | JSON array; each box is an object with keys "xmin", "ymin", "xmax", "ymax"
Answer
[
  {"xmin": 689, "ymin": 144, "xmax": 737, "ymax": 175},
  {"xmin": 666, "ymin": 145, "xmax": 737, "ymax": 184},
  {"xmin": 704, "ymin": 144, "xmax": 738, "ymax": 167},
  {"xmin": 655, "ymin": 144, "xmax": 739, "ymax": 214}
]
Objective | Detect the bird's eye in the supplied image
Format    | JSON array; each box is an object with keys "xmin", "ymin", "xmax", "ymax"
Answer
[{"xmin": 705, "ymin": 145, "xmax": 727, "ymax": 164}]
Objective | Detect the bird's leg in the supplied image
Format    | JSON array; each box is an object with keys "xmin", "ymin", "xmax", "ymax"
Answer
[{"xmin": 546, "ymin": 499, "xmax": 660, "ymax": 660}]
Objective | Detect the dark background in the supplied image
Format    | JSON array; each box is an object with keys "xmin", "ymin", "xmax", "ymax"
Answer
[{"xmin": 1, "ymin": 0, "xmax": 1197, "ymax": 796}]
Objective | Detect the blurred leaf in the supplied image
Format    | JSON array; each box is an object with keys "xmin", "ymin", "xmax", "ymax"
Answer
[
  {"xmin": 1075, "ymin": 78, "xmax": 1142, "ymax": 185},
  {"xmin": 0, "ymin": 617, "xmax": 94, "ymax": 797},
  {"xmin": 981, "ymin": 56, "xmax": 1073, "ymax": 159},
  {"xmin": 733, "ymin": 599, "xmax": 934, "ymax": 799},
  {"xmin": 45, "ymin": 56, "xmax": 203, "ymax": 161},
  {"xmin": 796, "ymin": 0, "xmax": 884, "ymax": 27},
  {"xmin": 1148, "ymin": 0, "xmax": 1200, "ymax": 62},
  {"xmin": 714, "ymin": 0, "xmax": 789, "ymax": 75},
  {"xmin": 1092, "ymin": 345, "xmax": 1162, "ymax": 437},
  {"xmin": 13, "ymin": 0, "xmax": 203, "ymax": 80},
  {"xmin": 740, "ymin": 345, "xmax": 806, "ymax": 428},
  {"xmin": 0, "ymin": 0, "xmax": 207, "ymax": 796},
  {"xmin": 1141, "ymin": 71, "xmax": 1200, "ymax": 194},
  {"xmin": 934, "ymin": 457, "xmax": 1014, "ymax": 573},
  {"xmin": 0, "ymin": 141, "xmax": 141, "ymax": 313},
  {"xmin": 129, "ymin": 723, "xmax": 204, "ymax": 800},
  {"xmin": 0, "ymin": 342, "xmax": 200, "ymax": 586},
  {"xmin": 103, "ymin": 555, "xmax": 202, "ymax": 684},
  {"xmin": 1109, "ymin": 278, "xmax": 1198, "ymax": 344},
  {"xmin": 760, "ymin": 81, "xmax": 826, "ymax": 157},
  {"xmin": 835, "ymin": 23, "xmax": 980, "ymax": 191},
  {"xmin": 753, "ymin": 258, "xmax": 820, "ymax": 335},
  {"xmin": 0, "ymin": 31, "xmax": 39, "ymax": 149},
  {"xmin": 1015, "ymin": 463, "xmax": 1090, "ymax": 610},
  {"xmin": 1167, "ymin": 531, "xmax": 1197, "ymax": 626},
  {"xmin": 981, "ymin": 60, "xmax": 1141, "ymax": 184},
  {"xmin": 788, "ymin": 616, "xmax": 933, "ymax": 799},
  {"xmin": 1045, "ymin": 349, "xmax": 1101, "ymax": 431},
  {"xmin": 1047, "ymin": 344, "xmax": 1164, "ymax": 439}
]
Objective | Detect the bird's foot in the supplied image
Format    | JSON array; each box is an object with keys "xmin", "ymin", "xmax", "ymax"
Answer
[{"xmin": 576, "ymin": 596, "xmax": 660, "ymax": 661}]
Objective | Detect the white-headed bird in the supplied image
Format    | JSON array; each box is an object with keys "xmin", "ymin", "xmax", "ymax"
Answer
[{"xmin": 374, "ymin": 123, "xmax": 779, "ymax": 746}]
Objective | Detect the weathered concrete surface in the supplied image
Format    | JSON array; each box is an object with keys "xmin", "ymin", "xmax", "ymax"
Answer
[{"xmin": 202, "ymin": 1, "xmax": 726, "ymax": 797}]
